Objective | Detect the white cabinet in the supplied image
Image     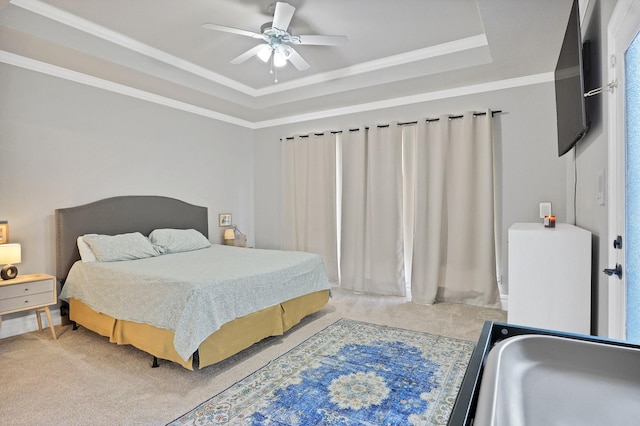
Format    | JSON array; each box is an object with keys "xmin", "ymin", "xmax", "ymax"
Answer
[{"xmin": 508, "ymin": 223, "xmax": 591, "ymax": 334}]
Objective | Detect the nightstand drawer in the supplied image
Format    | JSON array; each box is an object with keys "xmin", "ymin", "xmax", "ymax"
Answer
[
  {"xmin": 0, "ymin": 291, "xmax": 55, "ymax": 311},
  {"xmin": 0, "ymin": 279, "xmax": 53, "ymax": 300}
]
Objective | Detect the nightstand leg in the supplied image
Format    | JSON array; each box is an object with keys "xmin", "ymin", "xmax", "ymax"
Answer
[
  {"xmin": 36, "ymin": 307, "xmax": 57, "ymax": 340},
  {"xmin": 36, "ymin": 310, "xmax": 43, "ymax": 331},
  {"xmin": 43, "ymin": 307, "xmax": 56, "ymax": 340}
]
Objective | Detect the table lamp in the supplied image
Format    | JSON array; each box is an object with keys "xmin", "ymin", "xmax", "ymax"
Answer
[
  {"xmin": 0, "ymin": 243, "xmax": 21, "ymax": 280},
  {"xmin": 223, "ymin": 229, "xmax": 235, "ymax": 246}
]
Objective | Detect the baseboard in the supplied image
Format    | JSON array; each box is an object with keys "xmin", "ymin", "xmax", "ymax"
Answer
[
  {"xmin": 0, "ymin": 308, "xmax": 62, "ymax": 339},
  {"xmin": 500, "ymin": 294, "xmax": 508, "ymax": 311}
]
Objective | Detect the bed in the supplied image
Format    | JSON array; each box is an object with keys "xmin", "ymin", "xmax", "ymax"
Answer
[{"xmin": 55, "ymin": 196, "xmax": 330, "ymax": 370}]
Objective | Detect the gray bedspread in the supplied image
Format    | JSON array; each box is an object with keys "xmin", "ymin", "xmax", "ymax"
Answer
[{"xmin": 60, "ymin": 245, "xmax": 330, "ymax": 360}]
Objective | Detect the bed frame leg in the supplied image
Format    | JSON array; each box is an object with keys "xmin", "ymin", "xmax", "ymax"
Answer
[
  {"xmin": 152, "ymin": 356, "xmax": 159, "ymax": 368},
  {"xmin": 72, "ymin": 321, "xmax": 78, "ymax": 330}
]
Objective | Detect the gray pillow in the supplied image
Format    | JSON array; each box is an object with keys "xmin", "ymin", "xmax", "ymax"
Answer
[
  {"xmin": 148, "ymin": 228, "xmax": 211, "ymax": 254},
  {"xmin": 83, "ymin": 232, "xmax": 161, "ymax": 262}
]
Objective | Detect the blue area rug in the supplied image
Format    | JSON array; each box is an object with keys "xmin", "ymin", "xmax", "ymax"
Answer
[{"xmin": 168, "ymin": 318, "xmax": 474, "ymax": 425}]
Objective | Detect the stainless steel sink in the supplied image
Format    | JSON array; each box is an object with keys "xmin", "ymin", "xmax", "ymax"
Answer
[{"xmin": 473, "ymin": 334, "xmax": 640, "ymax": 426}]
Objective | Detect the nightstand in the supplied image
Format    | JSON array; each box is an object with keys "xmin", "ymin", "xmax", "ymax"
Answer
[{"xmin": 0, "ymin": 273, "xmax": 57, "ymax": 339}]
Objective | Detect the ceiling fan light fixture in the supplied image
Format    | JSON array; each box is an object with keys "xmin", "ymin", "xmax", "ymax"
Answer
[
  {"xmin": 203, "ymin": 2, "xmax": 347, "ymax": 82},
  {"xmin": 273, "ymin": 50, "xmax": 287, "ymax": 67},
  {"xmin": 273, "ymin": 52, "xmax": 287, "ymax": 68},
  {"xmin": 257, "ymin": 45, "xmax": 272, "ymax": 62}
]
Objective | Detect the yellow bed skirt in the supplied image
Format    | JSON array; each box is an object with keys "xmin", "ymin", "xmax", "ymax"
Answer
[{"xmin": 68, "ymin": 289, "xmax": 330, "ymax": 370}]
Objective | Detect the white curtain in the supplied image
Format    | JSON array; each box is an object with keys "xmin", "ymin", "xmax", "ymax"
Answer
[
  {"xmin": 340, "ymin": 125, "xmax": 406, "ymax": 296},
  {"xmin": 411, "ymin": 111, "xmax": 500, "ymax": 308},
  {"xmin": 282, "ymin": 133, "xmax": 339, "ymax": 282}
]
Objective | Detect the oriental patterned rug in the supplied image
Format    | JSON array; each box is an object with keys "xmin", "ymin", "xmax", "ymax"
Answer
[{"xmin": 168, "ymin": 318, "xmax": 474, "ymax": 425}]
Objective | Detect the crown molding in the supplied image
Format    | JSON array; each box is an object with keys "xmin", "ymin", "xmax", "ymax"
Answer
[
  {"xmin": 9, "ymin": 0, "xmax": 254, "ymax": 94},
  {"xmin": 253, "ymin": 34, "xmax": 489, "ymax": 96},
  {"xmin": 0, "ymin": 50, "xmax": 254, "ymax": 128},
  {"xmin": 252, "ymin": 72, "xmax": 554, "ymax": 128},
  {"xmin": 1, "ymin": 49, "xmax": 553, "ymax": 130}
]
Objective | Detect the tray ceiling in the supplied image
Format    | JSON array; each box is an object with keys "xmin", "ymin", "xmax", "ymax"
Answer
[{"xmin": 0, "ymin": 0, "xmax": 576, "ymax": 128}]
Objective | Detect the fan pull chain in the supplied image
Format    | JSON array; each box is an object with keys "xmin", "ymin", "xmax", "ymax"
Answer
[
  {"xmin": 270, "ymin": 52, "xmax": 278, "ymax": 83},
  {"xmin": 270, "ymin": 52, "xmax": 274, "ymax": 75}
]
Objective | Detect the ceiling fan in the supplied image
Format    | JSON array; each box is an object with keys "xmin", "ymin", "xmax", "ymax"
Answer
[{"xmin": 202, "ymin": 2, "xmax": 348, "ymax": 81}]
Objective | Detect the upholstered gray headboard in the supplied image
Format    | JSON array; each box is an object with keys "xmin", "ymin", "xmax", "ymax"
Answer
[{"xmin": 55, "ymin": 196, "xmax": 208, "ymax": 283}]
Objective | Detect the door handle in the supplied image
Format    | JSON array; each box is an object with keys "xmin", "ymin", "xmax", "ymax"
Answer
[{"xmin": 603, "ymin": 264, "xmax": 623, "ymax": 279}]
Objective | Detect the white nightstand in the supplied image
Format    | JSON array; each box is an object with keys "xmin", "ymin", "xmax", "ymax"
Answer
[{"xmin": 0, "ymin": 273, "xmax": 57, "ymax": 339}]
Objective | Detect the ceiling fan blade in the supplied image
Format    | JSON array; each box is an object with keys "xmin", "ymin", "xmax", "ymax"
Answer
[
  {"xmin": 272, "ymin": 2, "xmax": 295, "ymax": 31},
  {"xmin": 286, "ymin": 47, "xmax": 310, "ymax": 71},
  {"xmin": 230, "ymin": 44, "xmax": 267, "ymax": 64},
  {"xmin": 292, "ymin": 34, "xmax": 349, "ymax": 46},
  {"xmin": 202, "ymin": 22, "xmax": 262, "ymax": 39}
]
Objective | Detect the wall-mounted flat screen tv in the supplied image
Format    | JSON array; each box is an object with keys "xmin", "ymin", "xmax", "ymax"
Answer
[{"xmin": 555, "ymin": 0, "xmax": 589, "ymax": 157}]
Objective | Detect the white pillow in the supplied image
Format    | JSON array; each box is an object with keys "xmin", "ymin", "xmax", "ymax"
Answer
[
  {"xmin": 148, "ymin": 228, "xmax": 211, "ymax": 254},
  {"xmin": 82, "ymin": 232, "xmax": 161, "ymax": 262},
  {"xmin": 77, "ymin": 235, "xmax": 97, "ymax": 262}
]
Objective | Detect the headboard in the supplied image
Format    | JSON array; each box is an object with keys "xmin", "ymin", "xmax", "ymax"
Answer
[{"xmin": 55, "ymin": 196, "xmax": 208, "ymax": 283}]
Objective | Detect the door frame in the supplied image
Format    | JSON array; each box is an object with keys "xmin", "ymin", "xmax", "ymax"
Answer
[{"xmin": 607, "ymin": 0, "xmax": 640, "ymax": 339}]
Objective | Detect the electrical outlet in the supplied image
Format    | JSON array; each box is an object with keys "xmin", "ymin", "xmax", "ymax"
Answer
[{"xmin": 539, "ymin": 202, "xmax": 552, "ymax": 218}]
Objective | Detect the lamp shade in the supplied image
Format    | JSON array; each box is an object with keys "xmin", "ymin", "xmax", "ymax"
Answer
[
  {"xmin": 273, "ymin": 51, "xmax": 287, "ymax": 67},
  {"xmin": 0, "ymin": 243, "xmax": 21, "ymax": 264},
  {"xmin": 257, "ymin": 45, "xmax": 272, "ymax": 63},
  {"xmin": 224, "ymin": 229, "xmax": 235, "ymax": 240}
]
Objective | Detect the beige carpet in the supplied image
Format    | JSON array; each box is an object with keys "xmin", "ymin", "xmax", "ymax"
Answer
[{"xmin": 0, "ymin": 288, "xmax": 505, "ymax": 425}]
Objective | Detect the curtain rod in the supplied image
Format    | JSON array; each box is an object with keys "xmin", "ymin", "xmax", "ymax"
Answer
[{"xmin": 280, "ymin": 110, "xmax": 503, "ymax": 140}]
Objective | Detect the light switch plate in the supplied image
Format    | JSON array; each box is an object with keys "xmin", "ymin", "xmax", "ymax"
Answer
[{"xmin": 539, "ymin": 202, "xmax": 552, "ymax": 218}]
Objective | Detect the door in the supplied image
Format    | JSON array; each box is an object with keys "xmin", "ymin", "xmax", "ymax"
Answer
[{"xmin": 608, "ymin": 0, "xmax": 640, "ymax": 342}]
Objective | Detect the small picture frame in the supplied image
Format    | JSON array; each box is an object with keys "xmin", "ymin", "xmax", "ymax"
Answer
[
  {"xmin": 0, "ymin": 222, "xmax": 7, "ymax": 244},
  {"xmin": 218, "ymin": 213, "xmax": 232, "ymax": 227}
]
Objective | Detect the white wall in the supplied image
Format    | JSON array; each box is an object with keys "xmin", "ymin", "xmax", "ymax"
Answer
[
  {"xmin": 0, "ymin": 64, "xmax": 254, "ymax": 336},
  {"xmin": 254, "ymin": 81, "xmax": 567, "ymax": 298}
]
